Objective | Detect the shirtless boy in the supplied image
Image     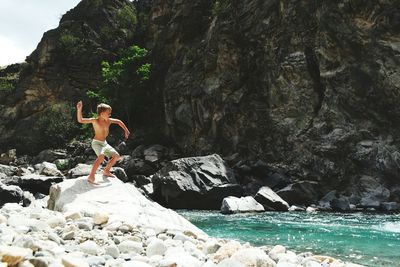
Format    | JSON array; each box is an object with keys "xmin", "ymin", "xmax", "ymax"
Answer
[{"xmin": 76, "ymin": 101, "xmax": 130, "ymax": 184}]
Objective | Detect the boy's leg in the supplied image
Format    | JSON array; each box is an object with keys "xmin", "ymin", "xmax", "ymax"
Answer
[
  {"xmin": 103, "ymin": 153, "xmax": 121, "ymax": 178},
  {"xmin": 88, "ymin": 154, "xmax": 105, "ymax": 184}
]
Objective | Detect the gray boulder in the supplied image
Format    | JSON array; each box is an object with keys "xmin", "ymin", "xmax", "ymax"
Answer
[
  {"xmin": 32, "ymin": 149, "xmax": 67, "ymax": 164},
  {"xmin": 35, "ymin": 162, "xmax": 64, "ymax": 177},
  {"xmin": 0, "ymin": 164, "xmax": 21, "ymax": 177},
  {"xmin": 0, "ymin": 149, "xmax": 16, "ymax": 165},
  {"xmin": 17, "ymin": 174, "xmax": 64, "ymax": 195},
  {"xmin": 153, "ymin": 154, "xmax": 243, "ymax": 209},
  {"xmin": 277, "ymin": 181, "xmax": 321, "ymax": 206},
  {"xmin": 221, "ymin": 196, "xmax": 264, "ymax": 214},
  {"xmin": 254, "ymin": 186, "xmax": 289, "ymax": 211},
  {"xmin": 0, "ymin": 182, "xmax": 24, "ymax": 206}
]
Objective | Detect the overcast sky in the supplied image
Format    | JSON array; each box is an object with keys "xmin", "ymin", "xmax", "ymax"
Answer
[{"xmin": 0, "ymin": 0, "xmax": 81, "ymax": 67}]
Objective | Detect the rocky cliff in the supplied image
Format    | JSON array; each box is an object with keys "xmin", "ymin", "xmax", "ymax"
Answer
[
  {"xmin": 1, "ymin": 0, "xmax": 400, "ymax": 198},
  {"xmin": 0, "ymin": 0, "xmax": 139, "ymax": 152},
  {"xmin": 143, "ymin": 0, "xmax": 400, "ymax": 195}
]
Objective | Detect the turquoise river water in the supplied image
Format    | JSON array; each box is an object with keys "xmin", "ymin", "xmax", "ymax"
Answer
[{"xmin": 178, "ymin": 210, "xmax": 400, "ymax": 267}]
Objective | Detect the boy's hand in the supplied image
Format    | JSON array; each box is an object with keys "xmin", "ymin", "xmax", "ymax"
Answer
[
  {"xmin": 76, "ymin": 101, "xmax": 83, "ymax": 110},
  {"xmin": 124, "ymin": 131, "xmax": 130, "ymax": 140}
]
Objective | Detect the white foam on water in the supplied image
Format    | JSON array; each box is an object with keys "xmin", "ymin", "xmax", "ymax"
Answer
[{"xmin": 373, "ymin": 222, "xmax": 400, "ymax": 233}]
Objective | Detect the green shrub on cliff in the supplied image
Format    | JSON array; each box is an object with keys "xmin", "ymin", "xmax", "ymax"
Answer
[
  {"xmin": 59, "ymin": 32, "xmax": 80, "ymax": 55},
  {"xmin": 36, "ymin": 104, "xmax": 80, "ymax": 148},
  {"xmin": 100, "ymin": 45, "xmax": 152, "ymax": 125},
  {"xmin": 212, "ymin": 0, "xmax": 232, "ymax": 16},
  {"xmin": 117, "ymin": 4, "xmax": 137, "ymax": 29},
  {"xmin": 0, "ymin": 80, "xmax": 15, "ymax": 92}
]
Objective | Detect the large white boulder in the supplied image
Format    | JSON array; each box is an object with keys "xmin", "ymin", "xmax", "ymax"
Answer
[
  {"xmin": 47, "ymin": 175, "xmax": 204, "ymax": 235},
  {"xmin": 221, "ymin": 196, "xmax": 264, "ymax": 214}
]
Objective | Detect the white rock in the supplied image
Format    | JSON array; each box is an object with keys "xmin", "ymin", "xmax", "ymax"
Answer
[
  {"xmin": 162, "ymin": 252, "xmax": 203, "ymax": 267},
  {"xmin": 122, "ymin": 261, "xmax": 152, "ymax": 267},
  {"xmin": 118, "ymin": 240, "xmax": 143, "ymax": 254},
  {"xmin": 269, "ymin": 245, "xmax": 286, "ymax": 257},
  {"xmin": 0, "ymin": 245, "xmax": 32, "ymax": 266},
  {"xmin": 64, "ymin": 211, "xmax": 82, "ymax": 220},
  {"xmin": 79, "ymin": 240, "xmax": 100, "ymax": 255},
  {"xmin": 174, "ymin": 232, "xmax": 196, "ymax": 243},
  {"xmin": 38, "ymin": 162, "xmax": 64, "ymax": 177},
  {"xmin": 47, "ymin": 177, "xmax": 204, "ymax": 236},
  {"xmin": 231, "ymin": 248, "xmax": 276, "ymax": 267},
  {"xmin": 217, "ymin": 258, "xmax": 246, "ymax": 267},
  {"xmin": 203, "ymin": 240, "xmax": 221, "ymax": 255},
  {"xmin": 213, "ymin": 240, "xmax": 242, "ymax": 263},
  {"xmin": 221, "ymin": 196, "xmax": 265, "ymax": 214},
  {"xmin": 46, "ymin": 215, "xmax": 66, "ymax": 228},
  {"xmin": 93, "ymin": 212, "xmax": 109, "ymax": 225},
  {"xmin": 0, "ymin": 214, "xmax": 7, "ymax": 224},
  {"xmin": 146, "ymin": 238, "xmax": 167, "ymax": 257},
  {"xmin": 202, "ymin": 260, "xmax": 218, "ymax": 267},
  {"xmin": 62, "ymin": 255, "xmax": 90, "ymax": 267},
  {"xmin": 276, "ymin": 262, "xmax": 299, "ymax": 267},
  {"xmin": 105, "ymin": 244, "xmax": 120, "ymax": 259}
]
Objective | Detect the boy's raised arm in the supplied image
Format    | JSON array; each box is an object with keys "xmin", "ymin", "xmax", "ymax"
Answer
[
  {"xmin": 110, "ymin": 118, "xmax": 131, "ymax": 139},
  {"xmin": 76, "ymin": 101, "xmax": 94, "ymax": 124}
]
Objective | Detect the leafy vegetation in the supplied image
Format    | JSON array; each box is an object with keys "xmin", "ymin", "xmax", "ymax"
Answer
[
  {"xmin": 59, "ymin": 32, "xmax": 81, "ymax": 55},
  {"xmin": 36, "ymin": 104, "xmax": 81, "ymax": 148},
  {"xmin": 212, "ymin": 0, "xmax": 232, "ymax": 16},
  {"xmin": 0, "ymin": 79, "xmax": 15, "ymax": 92},
  {"xmin": 117, "ymin": 4, "xmax": 137, "ymax": 28},
  {"xmin": 99, "ymin": 45, "xmax": 152, "ymax": 125}
]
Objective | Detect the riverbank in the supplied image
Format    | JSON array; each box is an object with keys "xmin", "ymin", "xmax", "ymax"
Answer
[
  {"xmin": 0, "ymin": 176, "xmax": 365, "ymax": 267},
  {"xmin": 179, "ymin": 210, "xmax": 400, "ymax": 267}
]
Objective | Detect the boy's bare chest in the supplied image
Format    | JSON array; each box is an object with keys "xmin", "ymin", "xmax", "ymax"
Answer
[{"xmin": 93, "ymin": 120, "xmax": 110, "ymax": 131}]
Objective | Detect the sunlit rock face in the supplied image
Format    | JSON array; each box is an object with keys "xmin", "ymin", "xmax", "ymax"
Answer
[{"xmin": 0, "ymin": 0, "xmax": 137, "ymax": 153}]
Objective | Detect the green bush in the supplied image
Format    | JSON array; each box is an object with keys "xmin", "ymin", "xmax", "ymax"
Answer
[
  {"xmin": 117, "ymin": 4, "xmax": 137, "ymax": 29},
  {"xmin": 212, "ymin": 0, "xmax": 231, "ymax": 16},
  {"xmin": 36, "ymin": 103, "xmax": 80, "ymax": 148},
  {"xmin": 0, "ymin": 80, "xmax": 15, "ymax": 92},
  {"xmin": 59, "ymin": 32, "xmax": 80, "ymax": 55},
  {"xmin": 100, "ymin": 45, "xmax": 152, "ymax": 124}
]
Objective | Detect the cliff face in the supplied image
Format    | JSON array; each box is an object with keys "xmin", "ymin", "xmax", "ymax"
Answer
[
  {"xmin": 0, "ymin": 0, "xmax": 138, "ymax": 152},
  {"xmin": 1, "ymin": 0, "xmax": 400, "ymax": 194},
  {"xmin": 143, "ymin": 0, "xmax": 400, "ymax": 190}
]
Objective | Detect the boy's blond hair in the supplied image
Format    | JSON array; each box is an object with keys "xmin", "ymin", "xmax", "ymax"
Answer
[{"xmin": 97, "ymin": 103, "xmax": 112, "ymax": 115}]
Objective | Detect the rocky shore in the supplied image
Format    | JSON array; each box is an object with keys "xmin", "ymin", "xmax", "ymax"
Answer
[{"xmin": 0, "ymin": 173, "xmax": 364, "ymax": 267}]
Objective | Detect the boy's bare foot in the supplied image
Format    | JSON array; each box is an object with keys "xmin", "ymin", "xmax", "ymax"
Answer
[
  {"xmin": 103, "ymin": 170, "xmax": 116, "ymax": 178},
  {"xmin": 87, "ymin": 176, "xmax": 100, "ymax": 185}
]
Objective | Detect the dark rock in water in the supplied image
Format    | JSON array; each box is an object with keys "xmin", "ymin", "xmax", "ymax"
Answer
[
  {"xmin": 16, "ymin": 174, "xmax": 64, "ymax": 195},
  {"xmin": 0, "ymin": 183, "xmax": 24, "ymax": 206},
  {"xmin": 221, "ymin": 196, "xmax": 264, "ymax": 214},
  {"xmin": 153, "ymin": 154, "xmax": 243, "ymax": 209},
  {"xmin": 32, "ymin": 149, "xmax": 68, "ymax": 164},
  {"xmin": 254, "ymin": 186, "xmax": 289, "ymax": 211},
  {"xmin": 380, "ymin": 202, "xmax": 400, "ymax": 212},
  {"xmin": 355, "ymin": 175, "xmax": 390, "ymax": 209},
  {"xmin": 277, "ymin": 181, "xmax": 321, "ymax": 206},
  {"xmin": 318, "ymin": 190, "xmax": 337, "ymax": 210},
  {"xmin": 331, "ymin": 197, "xmax": 351, "ymax": 211}
]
